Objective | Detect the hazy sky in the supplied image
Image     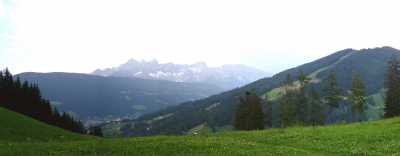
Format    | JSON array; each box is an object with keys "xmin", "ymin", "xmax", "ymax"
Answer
[{"xmin": 1, "ymin": 0, "xmax": 400, "ymax": 75}]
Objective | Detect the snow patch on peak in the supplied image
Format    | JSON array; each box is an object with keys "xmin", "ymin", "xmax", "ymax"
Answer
[
  {"xmin": 90, "ymin": 58, "xmax": 272, "ymax": 90},
  {"xmin": 134, "ymin": 72, "xmax": 142, "ymax": 76}
]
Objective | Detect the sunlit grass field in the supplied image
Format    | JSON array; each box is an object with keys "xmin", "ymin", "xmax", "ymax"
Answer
[{"xmin": 2, "ymin": 104, "xmax": 400, "ymax": 156}]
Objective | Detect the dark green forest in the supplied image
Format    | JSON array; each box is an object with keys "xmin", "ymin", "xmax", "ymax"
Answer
[
  {"xmin": 315, "ymin": 47, "xmax": 398, "ymax": 95},
  {"xmin": 234, "ymin": 91, "xmax": 264, "ymax": 131}
]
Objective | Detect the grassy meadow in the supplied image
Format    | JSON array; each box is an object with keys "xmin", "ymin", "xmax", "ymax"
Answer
[{"xmin": 2, "ymin": 104, "xmax": 400, "ymax": 155}]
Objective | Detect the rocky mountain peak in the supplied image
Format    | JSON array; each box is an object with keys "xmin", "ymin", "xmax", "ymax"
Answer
[{"xmin": 90, "ymin": 58, "xmax": 272, "ymax": 89}]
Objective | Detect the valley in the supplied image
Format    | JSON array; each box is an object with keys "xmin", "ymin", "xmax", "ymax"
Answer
[{"xmin": 16, "ymin": 72, "xmax": 225, "ymax": 125}]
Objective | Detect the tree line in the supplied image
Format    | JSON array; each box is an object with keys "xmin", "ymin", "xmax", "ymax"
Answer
[
  {"xmin": 235, "ymin": 67, "xmax": 369, "ymax": 129},
  {"xmin": 383, "ymin": 54, "xmax": 400, "ymax": 118},
  {"xmin": 0, "ymin": 68, "xmax": 102, "ymax": 136},
  {"xmin": 235, "ymin": 53, "xmax": 400, "ymax": 130}
]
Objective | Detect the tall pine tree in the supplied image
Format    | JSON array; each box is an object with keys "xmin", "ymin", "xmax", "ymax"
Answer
[
  {"xmin": 263, "ymin": 95, "xmax": 273, "ymax": 128},
  {"xmin": 349, "ymin": 73, "xmax": 366, "ymax": 122},
  {"xmin": 309, "ymin": 85, "xmax": 325, "ymax": 126},
  {"xmin": 1, "ymin": 68, "xmax": 13, "ymax": 110},
  {"xmin": 295, "ymin": 68, "xmax": 311, "ymax": 125},
  {"xmin": 383, "ymin": 53, "xmax": 400, "ymax": 118},
  {"xmin": 322, "ymin": 68, "xmax": 342, "ymax": 124},
  {"xmin": 234, "ymin": 91, "xmax": 264, "ymax": 130},
  {"xmin": 276, "ymin": 74, "xmax": 296, "ymax": 127}
]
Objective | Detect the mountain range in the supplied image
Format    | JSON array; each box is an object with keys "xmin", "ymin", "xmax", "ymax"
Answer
[
  {"xmin": 16, "ymin": 72, "xmax": 225, "ymax": 125},
  {"xmin": 121, "ymin": 46, "xmax": 397, "ymax": 136},
  {"xmin": 90, "ymin": 59, "xmax": 272, "ymax": 90}
]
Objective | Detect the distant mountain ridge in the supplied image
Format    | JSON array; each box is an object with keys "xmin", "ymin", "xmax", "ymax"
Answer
[
  {"xmin": 90, "ymin": 59, "xmax": 272, "ymax": 89},
  {"xmin": 16, "ymin": 72, "xmax": 225, "ymax": 125}
]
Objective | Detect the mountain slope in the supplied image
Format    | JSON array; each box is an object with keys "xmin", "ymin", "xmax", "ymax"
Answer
[
  {"xmin": 0, "ymin": 106, "xmax": 97, "ymax": 142},
  {"xmin": 124, "ymin": 47, "xmax": 398, "ymax": 136},
  {"xmin": 90, "ymin": 59, "xmax": 271, "ymax": 89},
  {"xmin": 16, "ymin": 72, "xmax": 225, "ymax": 124}
]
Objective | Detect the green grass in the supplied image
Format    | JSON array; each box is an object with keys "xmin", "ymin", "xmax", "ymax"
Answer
[
  {"xmin": 3, "ymin": 116, "xmax": 400, "ymax": 155},
  {"xmin": 196, "ymin": 93, "xmax": 208, "ymax": 97},
  {"xmin": 188, "ymin": 124, "xmax": 233, "ymax": 134},
  {"xmin": 307, "ymin": 50, "xmax": 356, "ymax": 81},
  {"xmin": 103, "ymin": 121, "xmax": 135, "ymax": 136},
  {"xmin": 364, "ymin": 105, "xmax": 384, "ymax": 120},
  {"xmin": 188, "ymin": 124, "xmax": 211, "ymax": 133},
  {"xmin": 103, "ymin": 113, "xmax": 174, "ymax": 137},
  {"xmin": 265, "ymin": 50, "xmax": 357, "ymax": 99},
  {"xmin": 0, "ymin": 107, "xmax": 98, "ymax": 142},
  {"xmin": 216, "ymin": 125, "xmax": 233, "ymax": 132},
  {"xmin": 50, "ymin": 101, "xmax": 63, "ymax": 106},
  {"xmin": 371, "ymin": 89, "xmax": 385, "ymax": 107},
  {"xmin": 266, "ymin": 87, "xmax": 285, "ymax": 99},
  {"xmin": 265, "ymin": 80, "xmax": 321, "ymax": 99},
  {"xmin": 205, "ymin": 103, "xmax": 219, "ymax": 111},
  {"xmin": 66, "ymin": 111, "xmax": 79, "ymax": 118},
  {"xmin": 3, "ymin": 105, "xmax": 400, "ymax": 155},
  {"xmin": 162, "ymin": 113, "xmax": 174, "ymax": 118}
]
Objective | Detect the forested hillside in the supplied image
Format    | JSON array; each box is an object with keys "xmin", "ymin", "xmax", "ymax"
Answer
[
  {"xmin": 0, "ymin": 68, "xmax": 86, "ymax": 135},
  {"xmin": 121, "ymin": 47, "xmax": 398, "ymax": 136},
  {"xmin": 16, "ymin": 72, "xmax": 225, "ymax": 124},
  {"xmin": 314, "ymin": 47, "xmax": 398, "ymax": 94}
]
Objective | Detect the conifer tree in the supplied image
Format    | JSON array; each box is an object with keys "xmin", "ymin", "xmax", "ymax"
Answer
[
  {"xmin": 274, "ymin": 96, "xmax": 285, "ymax": 126},
  {"xmin": 234, "ymin": 97, "xmax": 246, "ymax": 130},
  {"xmin": 94, "ymin": 126, "xmax": 103, "ymax": 137},
  {"xmin": 20, "ymin": 81, "xmax": 29, "ymax": 116},
  {"xmin": 322, "ymin": 68, "xmax": 342, "ymax": 124},
  {"xmin": 42, "ymin": 99, "xmax": 54, "ymax": 124},
  {"xmin": 349, "ymin": 73, "xmax": 366, "ymax": 122},
  {"xmin": 234, "ymin": 91, "xmax": 264, "ymax": 130},
  {"xmin": 263, "ymin": 95, "xmax": 273, "ymax": 128},
  {"xmin": 1, "ymin": 68, "xmax": 13, "ymax": 109},
  {"xmin": 276, "ymin": 74, "xmax": 295, "ymax": 126},
  {"xmin": 53, "ymin": 107, "xmax": 61, "ymax": 126},
  {"xmin": 295, "ymin": 68, "xmax": 311, "ymax": 125},
  {"xmin": 89, "ymin": 126, "xmax": 103, "ymax": 137},
  {"xmin": 383, "ymin": 53, "xmax": 400, "ymax": 118},
  {"xmin": 250, "ymin": 91, "xmax": 264, "ymax": 129},
  {"xmin": 309, "ymin": 85, "xmax": 325, "ymax": 126},
  {"xmin": 13, "ymin": 76, "xmax": 22, "ymax": 113}
]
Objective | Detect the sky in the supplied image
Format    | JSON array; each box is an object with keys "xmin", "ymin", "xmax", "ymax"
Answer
[{"xmin": 1, "ymin": 0, "xmax": 400, "ymax": 75}]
